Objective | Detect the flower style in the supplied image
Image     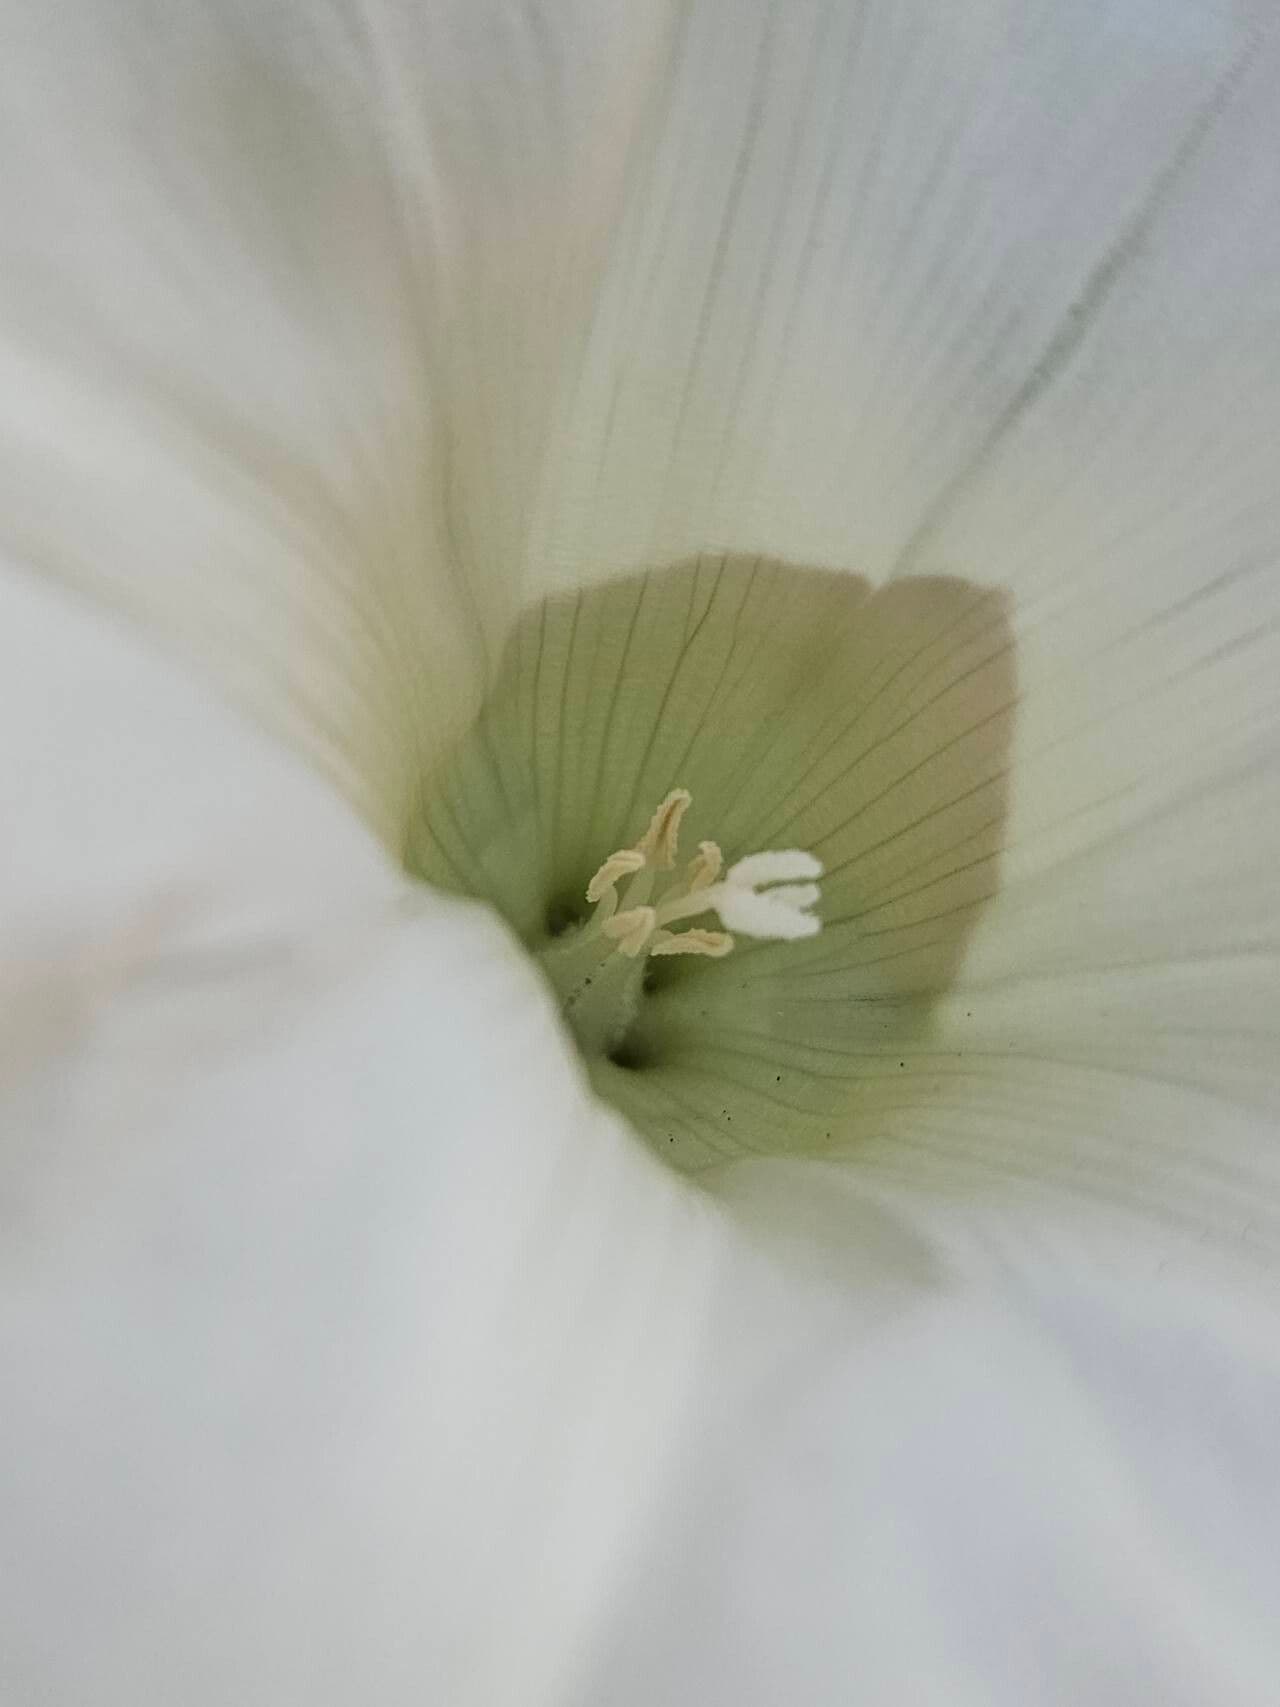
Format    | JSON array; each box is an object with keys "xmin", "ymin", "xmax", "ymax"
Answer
[{"xmin": 3, "ymin": 3, "xmax": 1280, "ymax": 1706}]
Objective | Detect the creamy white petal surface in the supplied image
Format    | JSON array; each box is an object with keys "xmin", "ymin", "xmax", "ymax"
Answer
[
  {"xmin": 0, "ymin": 567, "xmax": 728, "ymax": 1705},
  {"xmin": 598, "ymin": 1164, "xmax": 1280, "ymax": 1707},
  {"xmin": 3, "ymin": 0, "xmax": 1280, "ymax": 1703},
  {"xmin": 8, "ymin": 572, "xmax": 1280, "ymax": 1707},
  {"xmin": 0, "ymin": 0, "xmax": 671, "ymax": 836}
]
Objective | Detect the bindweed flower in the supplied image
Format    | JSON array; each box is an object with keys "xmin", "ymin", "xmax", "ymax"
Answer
[{"xmin": 2, "ymin": 4, "xmax": 1280, "ymax": 1706}]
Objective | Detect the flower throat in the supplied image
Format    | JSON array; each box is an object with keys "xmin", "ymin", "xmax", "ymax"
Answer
[
  {"xmin": 538, "ymin": 787, "xmax": 822, "ymax": 1063},
  {"xmin": 402, "ymin": 556, "xmax": 1014, "ymax": 1170}
]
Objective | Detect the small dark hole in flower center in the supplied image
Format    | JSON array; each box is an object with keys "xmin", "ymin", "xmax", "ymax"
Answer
[
  {"xmin": 642, "ymin": 960, "xmax": 684, "ymax": 995},
  {"xmin": 607, "ymin": 1036, "xmax": 652, "ymax": 1072},
  {"xmin": 544, "ymin": 893, "xmax": 586, "ymax": 938}
]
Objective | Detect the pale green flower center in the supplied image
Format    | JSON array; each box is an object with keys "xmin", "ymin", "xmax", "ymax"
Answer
[
  {"xmin": 405, "ymin": 555, "xmax": 1014, "ymax": 1171},
  {"xmin": 539, "ymin": 787, "xmax": 822, "ymax": 1063}
]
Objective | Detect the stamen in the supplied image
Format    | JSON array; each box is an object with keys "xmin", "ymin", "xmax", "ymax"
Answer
[
  {"xmin": 636, "ymin": 788, "xmax": 692, "ymax": 869},
  {"xmin": 687, "ymin": 840, "xmax": 723, "ymax": 891},
  {"xmin": 650, "ymin": 927, "xmax": 734, "ymax": 959},
  {"xmin": 586, "ymin": 847, "xmax": 645, "ymax": 904},
  {"xmin": 542, "ymin": 786, "xmax": 822, "ymax": 1066},
  {"xmin": 602, "ymin": 905, "xmax": 658, "ymax": 957}
]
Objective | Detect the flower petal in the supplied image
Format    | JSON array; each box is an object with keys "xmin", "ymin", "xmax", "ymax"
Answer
[
  {"xmin": 0, "ymin": 562, "xmax": 731, "ymax": 1705},
  {"xmin": 523, "ymin": 0, "xmax": 1267, "ymax": 582},
  {"xmin": 0, "ymin": 560, "xmax": 401, "ymax": 1065},
  {"xmin": 839, "ymin": 25, "xmax": 1280, "ymax": 1251},
  {"xmin": 581, "ymin": 1168, "xmax": 1280, "ymax": 1706},
  {"xmin": 0, "ymin": 0, "xmax": 669, "ymax": 840},
  {"xmin": 7, "ymin": 535, "xmax": 1280, "ymax": 1707}
]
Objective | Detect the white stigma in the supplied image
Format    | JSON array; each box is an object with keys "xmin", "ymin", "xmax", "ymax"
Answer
[{"xmin": 584, "ymin": 788, "xmax": 823, "ymax": 961}]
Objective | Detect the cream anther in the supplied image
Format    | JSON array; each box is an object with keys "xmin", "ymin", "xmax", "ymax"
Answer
[
  {"xmin": 602, "ymin": 905, "xmax": 658, "ymax": 957},
  {"xmin": 546, "ymin": 787, "xmax": 822, "ymax": 1060},
  {"xmin": 650, "ymin": 927, "xmax": 734, "ymax": 959},
  {"xmin": 637, "ymin": 788, "xmax": 692, "ymax": 869},
  {"xmin": 580, "ymin": 788, "xmax": 821, "ymax": 964},
  {"xmin": 585, "ymin": 847, "xmax": 645, "ymax": 904},
  {"xmin": 687, "ymin": 840, "xmax": 723, "ymax": 891}
]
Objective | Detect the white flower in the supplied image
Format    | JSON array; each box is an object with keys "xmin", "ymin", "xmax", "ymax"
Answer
[{"xmin": 3, "ymin": 3, "xmax": 1280, "ymax": 1705}]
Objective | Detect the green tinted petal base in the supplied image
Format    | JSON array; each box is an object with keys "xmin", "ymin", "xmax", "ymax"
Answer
[{"xmin": 405, "ymin": 557, "xmax": 1015, "ymax": 1171}]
